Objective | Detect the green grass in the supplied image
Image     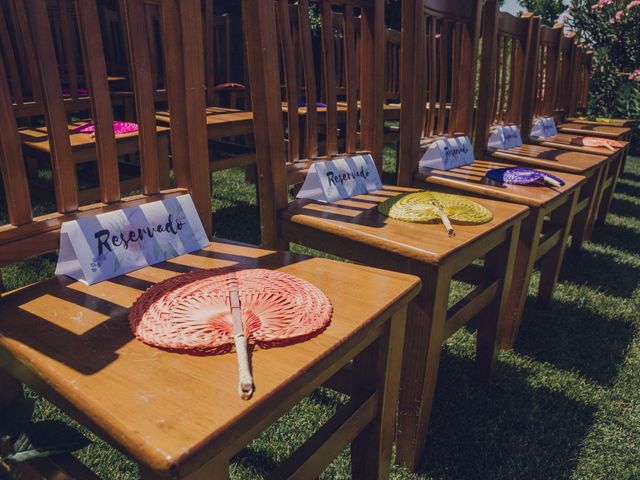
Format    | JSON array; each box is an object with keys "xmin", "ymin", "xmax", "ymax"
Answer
[{"xmin": 3, "ymin": 148, "xmax": 640, "ymax": 479}]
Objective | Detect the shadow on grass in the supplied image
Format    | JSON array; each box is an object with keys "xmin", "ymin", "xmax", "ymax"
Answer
[
  {"xmin": 415, "ymin": 353, "xmax": 596, "ymax": 480},
  {"xmin": 613, "ymin": 181, "xmax": 640, "ymax": 198},
  {"xmin": 587, "ymin": 221, "xmax": 640, "ymax": 254},
  {"xmin": 618, "ymin": 170, "xmax": 640, "ymax": 184},
  {"xmin": 606, "ymin": 196, "xmax": 640, "ymax": 219},
  {"xmin": 513, "ymin": 296, "xmax": 634, "ymax": 386},
  {"xmin": 559, "ymin": 247, "xmax": 640, "ymax": 298}
]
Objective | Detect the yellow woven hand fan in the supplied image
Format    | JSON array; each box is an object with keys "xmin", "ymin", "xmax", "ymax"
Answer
[{"xmin": 378, "ymin": 191, "xmax": 493, "ymax": 236}]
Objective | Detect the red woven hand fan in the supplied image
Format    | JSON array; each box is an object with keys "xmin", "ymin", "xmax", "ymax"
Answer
[
  {"xmin": 570, "ymin": 136, "xmax": 623, "ymax": 152},
  {"xmin": 129, "ymin": 267, "xmax": 333, "ymax": 399}
]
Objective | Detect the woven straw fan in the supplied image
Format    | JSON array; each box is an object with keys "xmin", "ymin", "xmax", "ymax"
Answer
[
  {"xmin": 570, "ymin": 136, "xmax": 623, "ymax": 152},
  {"xmin": 378, "ymin": 191, "xmax": 493, "ymax": 236},
  {"xmin": 486, "ymin": 167, "xmax": 565, "ymax": 188},
  {"xmin": 129, "ymin": 267, "xmax": 333, "ymax": 399}
]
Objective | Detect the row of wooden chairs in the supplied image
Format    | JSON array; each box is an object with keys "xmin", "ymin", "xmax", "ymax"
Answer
[{"xmin": 0, "ymin": 0, "xmax": 634, "ymax": 479}]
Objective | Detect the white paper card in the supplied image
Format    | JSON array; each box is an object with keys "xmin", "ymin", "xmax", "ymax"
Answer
[
  {"xmin": 530, "ymin": 117, "xmax": 558, "ymax": 139},
  {"xmin": 487, "ymin": 125, "xmax": 523, "ymax": 150},
  {"xmin": 296, "ymin": 154, "xmax": 383, "ymax": 203},
  {"xmin": 55, "ymin": 194, "xmax": 209, "ymax": 285},
  {"xmin": 419, "ymin": 136, "xmax": 475, "ymax": 170}
]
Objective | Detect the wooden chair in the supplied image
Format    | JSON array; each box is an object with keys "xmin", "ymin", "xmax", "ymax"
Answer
[
  {"xmin": 564, "ymin": 46, "xmax": 636, "ymax": 129},
  {"xmin": 203, "ymin": 7, "xmax": 247, "ymax": 109},
  {"xmin": 398, "ymin": 0, "xmax": 587, "ymax": 353},
  {"xmin": 244, "ymin": 0, "xmax": 529, "ymax": 472},
  {"xmin": 138, "ymin": 0, "xmax": 256, "ymax": 173},
  {"xmin": 553, "ymin": 46, "xmax": 632, "ymax": 140},
  {"xmin": 0, "ymin": 1, "xmax": 421, "ymax": 478},
  {"xmin": 472, "ymin": 5, "xmax": 609, "ymax": 250},
  {"xmin": 526, "ymin": 22, "xmax": 630, "ymax": 224},
  {"xmin": 0, "ymin": 0, "xmax": 170, "ymax": 205}
]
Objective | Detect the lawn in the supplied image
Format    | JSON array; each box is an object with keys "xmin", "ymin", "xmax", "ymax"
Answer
[{"xmin": 2, "ymin": 147, "xmax": 640, "ymax": 479}]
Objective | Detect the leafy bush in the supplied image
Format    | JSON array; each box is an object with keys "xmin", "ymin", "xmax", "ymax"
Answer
[
  {"xmin": 0, "ymin": 398, "xmax": 90, "ymax": 479},
  {"xmin": 567, "ymin": 1, "xmax": 640, "ymax": 151}
]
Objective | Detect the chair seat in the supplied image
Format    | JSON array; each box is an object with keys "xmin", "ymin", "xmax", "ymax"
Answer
[
  {"xmin": 0, "ymin": 240, "xmax": 420, "ymax": 476},
  {"xmin": 281, "ymin": 186, "xmax": 529, "ymax": 265},
  {"xmin": 18, "ymin": 122, "xmax": 169, "ymax": 156},
  {"xmin": 558, "ymin": 122, "xmax": 631, "ymax": 139},
  {"xmin": 489, "ymin": 144, "xmax": 608, "ymax": 175},
  {"xmin": 565, "ymin": 116, "xmax": 634, "ymax": 128},
  {"xmin": 536, "ymin": 133, "xmax": 629, "ymax": 156},
  {"xmin": 155, "ymin": 108, "xmax": 254, "ymax": 138},
  {"xmin": 415, "ymin": 159, "xmax": 585, "ymax": 208}
]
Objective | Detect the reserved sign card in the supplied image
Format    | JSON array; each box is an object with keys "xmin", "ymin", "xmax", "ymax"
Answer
[
  {"xmin": 55, "ymin": 194, "xmax": 209, "ymax": 285},
  {"xmin": 487, "ymin": 125, "xmax": 523, "ymax": 150},
  {"xmin": 530, "ymin": 117, "xmax": 558, "ymax": 139},
  {"xmin": 419, "ymin": 136, "xmax": 475, "ymax": 170},
  {"xmin": 296, "ymin": 154, "xmax": 383, "ymax": 203}
]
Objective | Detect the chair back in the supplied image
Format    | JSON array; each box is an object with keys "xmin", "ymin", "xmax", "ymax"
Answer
[
  {"xmin": 242, "ymin": 0, "xmax": 384, "ymax": 248},
  {"xmin": 0, "ymin": 0, "xmax": 90, "ymax": 118},
  {"xmin": 384, "ymin": 27, "xmax": 400, "ymax": 102},
  {"xmin": 531, "ymin": 22, "xmax": 563, "ymax": 118},
  {"xmin": 569, "ymin": 46, "xmax": 592, "ymax": 117},
  {"xmin": 554, "ymin": 34, "xmax": 575, "ymax": 120},
  {"xmin": 398, "ymin": 0, "xmax": 483, "ymax": 185},
  {"xmin": 473, "ymin": 2, "xmax": 539, "ymax": 154},
  {"xmin": 0, "ymin": 0, "xmax": 211, "ymax": 269}
]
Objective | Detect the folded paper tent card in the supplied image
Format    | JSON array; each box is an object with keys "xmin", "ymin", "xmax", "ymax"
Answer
[{"xmin": 55, "ymin": 194, "xmax": 209, "ymax": 285}]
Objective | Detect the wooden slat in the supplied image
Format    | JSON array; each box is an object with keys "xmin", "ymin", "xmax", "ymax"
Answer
[
  {"xmin": 397, "ymin": 0, "xmax": 425, "ymax": 186},
  {"xmin": 0, "ymin": 47, "xmax": 32, "ymax": 226},
  {"xmin": 172, "ymin": 0, "xmax": 212, "ymax": 236},
  {"xmin": 26, "ymin": 0, "xmax": 78, "ymax": 213},
  {"xmin": 320, "ymin": 1, "xmax": 337, "ymax": 156},
  {"xmin": 122, "ymin": 0, "xmax": 161, "ymax": 194},
  {"xmin": 11, "ymin": 0, "xmax": 43, "ymax": 108},
  {"xmin": 444, "ymin": 280, "xmax": 500, "ymax": 340},
  {"xmin": 242, "ymin": 0, "xmax": 289, "ymax": 248},
  {"xmin": 268, "ymin": 395, "xmax": 377, "ymax": 479},
  {"xmin": 75, "ymin": 0, "xmax": 121, "ymax": 203},
  {"xmin": 343, "ymin": 1, "xmax": 358, "ymax": 153},
  {"xmin": 204, "ymin": 0, "xmax": 216, "ymax": 104},
  {"xmin": 58, "ymin": 0, "xmax": 80, "ymax": 99},
  {"xmin": 436, "ymin": 19, "xmax": 448, "ymax": 134},
  {"xmin": 298, "ymin": 0, "xmax": 319, "ymax": 159},
  {"xmin": 425, "ymin": 17, "xmax": 437, "ymax": 136},
  {"xmin": 358, "ymin": 0, "xmax": 385, "ymax": 169},
  {"xmin": 276, "ymin": 0, "xmax": 301, "ymax": 163},
  {"xmin": 448, "ymin": 20, "xmax": 461, "ymax": 132},
  {"xmin": 161, "ymin": 0, "xmax": 189, "ymax": 187},
  {"xmin": 0, "ymin": 7, "xmax": 24, "ymax": 106}
]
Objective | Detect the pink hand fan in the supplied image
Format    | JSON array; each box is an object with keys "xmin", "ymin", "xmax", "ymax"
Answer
[
  {"xmin": 570, "ymin": 136, "xmax": 623, "ymax": 152},
  {"xmin": 129, "ymin": 267, "xmax": 333, "ymax": 399},
  {"xmin": 73, "ymin": 121, "xmax": 139, "ymax": 136}
]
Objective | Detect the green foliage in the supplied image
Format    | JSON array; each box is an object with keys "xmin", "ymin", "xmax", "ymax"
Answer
[
  {"xmin": 518, "ymin": 0, "xmax": 568, "ymax": 24},
  {"xmin": 567, "ymin": 1, "xmax": 640, "ymax": 152},
  {"xmin": 0, "ymin": 398, "xmax": 90, "ymax": 470}
]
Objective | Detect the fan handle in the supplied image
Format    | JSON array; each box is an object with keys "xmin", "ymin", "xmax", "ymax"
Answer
[{"xmin": 230, "ymin": 289, "xmax": 254, "ymax": 399}]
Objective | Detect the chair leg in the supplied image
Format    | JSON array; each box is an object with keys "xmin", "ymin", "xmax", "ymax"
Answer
[
  {"xmin": 570, "ymin": 172, "xmax": 599, "ymax": 251},
  {"xmin": 597, "ymin": 149, "xmax": 625, "ymax": 224},
  {"xmin": 538, "ymin": 191, "xmax": 578, "ymax": 305},
  {"xmin": 478, "ymin": 222, "xmax": 520, "ymax": 375},
  {"xmin": 351, "ymin": 306, "xmax": 407, "ymax": 480},
  {"xmin": 498, "ymin": 211, "xmax": 542, "ymax": 350},
  {"xmin": 0, "ymin": 369, "xmax": 23, "ymax": 410},
  {"xmin": 583, "ymin": 165, "xmax": 606, "ymax": 242},
  {"xmin": 395, "ymin": 265, "xmax": 450, "ymax": 472}
]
